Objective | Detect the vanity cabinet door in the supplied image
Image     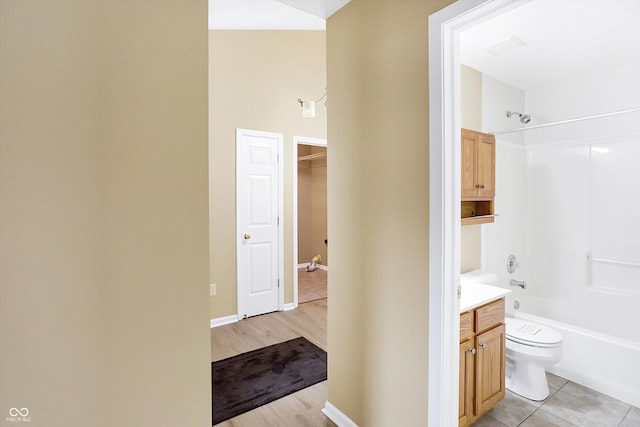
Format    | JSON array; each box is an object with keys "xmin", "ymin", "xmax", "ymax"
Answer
[
  {"xmin": 476, "ymin": 324, "xmax": 506, "ymax": 415},
  {"xmin": 461, "ymin": 128, "xmax": 495, "ymax": 199},
  {"xmin": 461, "ymin": 130, "xmax": 479, "ymax": 199},
  {"xmin": 476, "ymin": 134, "xmax": 495, "ymax": 199},
  {"xmin": 459, "ymin": 339, "xmax": 476, "ymax": 427},
  {"xmin": 459, "ymin": 299, "xmax": 506, "ymax": 426}
]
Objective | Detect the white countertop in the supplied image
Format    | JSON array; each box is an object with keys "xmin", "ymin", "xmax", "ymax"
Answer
[{"xmin": 460, "ymin": 282, "xmax": 511, "ymax": 313}]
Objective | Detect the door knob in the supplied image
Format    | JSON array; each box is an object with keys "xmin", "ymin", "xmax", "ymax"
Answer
[{"xmin": 243, "ymin": 233, "xmax": 251, "ymax": 240}]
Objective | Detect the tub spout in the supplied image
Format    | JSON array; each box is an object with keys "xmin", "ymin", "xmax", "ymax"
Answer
[{"xmin": 510, "ymin": 279, "xmax": 527, "ymax": 289}]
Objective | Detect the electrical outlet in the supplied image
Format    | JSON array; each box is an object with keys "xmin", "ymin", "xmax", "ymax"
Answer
[{"xmin": 210, "ymin": 283, "xmax": 216, "ymax": 296}]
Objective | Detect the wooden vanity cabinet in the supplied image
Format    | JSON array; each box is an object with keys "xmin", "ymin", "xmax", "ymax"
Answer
[
  {"xmin": 459, "ymin": 298, "xmax": 506, "ymax": 427},
  {"xmin": 461, "ymin": 128, "xmax": 496, "ymax": 225}
]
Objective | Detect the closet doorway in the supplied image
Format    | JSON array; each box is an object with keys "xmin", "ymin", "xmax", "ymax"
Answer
[{"xmin": 293, "ymin": 136, "xmax": 328, "ymax": 306}]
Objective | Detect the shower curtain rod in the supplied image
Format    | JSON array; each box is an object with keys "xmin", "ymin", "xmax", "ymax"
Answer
[{"xmin": 490, "ymin": 106, "xmax": 640, "ymax": 136}]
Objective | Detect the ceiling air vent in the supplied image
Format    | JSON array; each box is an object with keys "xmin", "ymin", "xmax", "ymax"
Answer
[{"xmin": 485, "ymin": 35, "xmax": 527, "ymax": 56}]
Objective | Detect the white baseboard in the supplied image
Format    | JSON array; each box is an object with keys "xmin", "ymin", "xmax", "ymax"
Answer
[
  {"xmin": 283, "ymin": 302, "xmax": 297, "ymax": 311},
  {"xmin": 210, "ymin": 314, "xmax": 239, "ymax": 328},
  {"xmin": 322, "ymin": 401, "xmax": 358, "ymax": 427},
  {"xmin": 298, "ymin": 263, "xmax": 329, "ymax": 271}
]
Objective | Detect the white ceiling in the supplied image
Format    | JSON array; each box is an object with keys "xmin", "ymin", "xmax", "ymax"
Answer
[
  {"xmin": 460, "ymin": 0, "xmax": 640, "ymax": 91},
  {"xmin": 209, "ymin": 0, "xmax": 640, "ymax": 92},
  {"xmin": 209, "ymin": 0, "xmax": 350, "ymax": 30}
]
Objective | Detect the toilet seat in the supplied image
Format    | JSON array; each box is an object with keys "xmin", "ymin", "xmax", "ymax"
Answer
[{"xmin": 506, "ymin": 318, "xmax": 563, "ymax": 348}]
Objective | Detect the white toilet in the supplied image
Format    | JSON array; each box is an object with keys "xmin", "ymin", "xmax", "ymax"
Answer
[{"xmin": 505, "ymin": 317, "xmax": 563, "ymax": 401}]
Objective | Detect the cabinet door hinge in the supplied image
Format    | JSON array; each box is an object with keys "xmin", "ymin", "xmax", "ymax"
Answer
[{"xmin": 457, "ymin": 285, "xmax": 462, "ymax": 299}]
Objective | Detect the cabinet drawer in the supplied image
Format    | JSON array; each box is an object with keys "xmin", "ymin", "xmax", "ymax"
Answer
[
  {"xmin": 475, "ymin": 298, "xmax": 505, "ymax": 333},
  {"xmin": 460, "ymin": 311, "xmax": 474, "ymax": 343}
]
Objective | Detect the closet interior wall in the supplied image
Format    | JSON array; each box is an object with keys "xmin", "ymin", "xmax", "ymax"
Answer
[{"xmin": 297, "ymin": 145, "xmax": 328, "ymax": 267}]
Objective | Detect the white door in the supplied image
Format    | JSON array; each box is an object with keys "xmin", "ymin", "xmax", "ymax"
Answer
[{"xmin": 236, "ymin": 129, "xmax": 283, "ymax": 318}]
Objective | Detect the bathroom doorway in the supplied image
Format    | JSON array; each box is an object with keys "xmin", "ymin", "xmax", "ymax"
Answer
[{"xmin": 293, "ymin": 136, "xmax": 328, "ymax": 306}]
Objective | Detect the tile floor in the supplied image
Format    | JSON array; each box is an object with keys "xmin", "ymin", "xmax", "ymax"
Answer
[
  {"xmin": 472, "ymin": 373, "xmax": 640, "ymax": 427},
  {"xmin": 298, "ymin": 267, "xmax": 327, "ymax": 304}
]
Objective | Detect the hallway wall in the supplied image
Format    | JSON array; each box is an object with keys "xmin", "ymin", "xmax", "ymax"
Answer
[
  {"xmin": 0, "ymin": 1, "xmax": 210, "ymax": 425},
  {"xmin": 209, "ymin": 30, "xmax": 326, "ymax": 318},
  {"xmin": 326, "ymin": 0, "xmax": 455, "ymax": 424}
]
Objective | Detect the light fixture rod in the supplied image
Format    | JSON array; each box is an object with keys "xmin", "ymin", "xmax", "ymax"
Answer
[{"xmin": 315, "ymin": 91, "xmax": 327, "ymax": 104}]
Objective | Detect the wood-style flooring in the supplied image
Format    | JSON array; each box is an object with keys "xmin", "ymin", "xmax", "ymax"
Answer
[
  {"xmin": 212, "ymin": 298, "xmax": 640, "ymax": 426},
  {"xmin": 211, "ymin": 299, "xmax": 336, "ymax": 427}
]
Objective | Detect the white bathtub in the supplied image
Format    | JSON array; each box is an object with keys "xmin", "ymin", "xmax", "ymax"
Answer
[{"xmin": 509, "ymin": 308, "xmax": 640, "ymax": 407}]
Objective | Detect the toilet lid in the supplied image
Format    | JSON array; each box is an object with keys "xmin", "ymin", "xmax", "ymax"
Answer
[{"xmin": 506, "ymin": 318, "xmax": 563, "ymax": 346}]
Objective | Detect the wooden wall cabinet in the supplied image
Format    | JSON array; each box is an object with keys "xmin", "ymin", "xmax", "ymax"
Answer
[
  {"xmin": 459, "ymin": 298, "xmax": 506, "ymax": 427},
  {"xmin": 461, "ymin": 128, "xmax": 496, "ymax": 225}
]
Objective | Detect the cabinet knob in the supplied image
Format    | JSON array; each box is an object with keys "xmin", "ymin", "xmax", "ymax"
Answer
[
  {"xmin": 243, "ymin": 233, "xmax": 251, "ymax": 240},
  {"xmin": 468, "ymin": 348, "xmax": 476, "ymax": 355},
  {"xmin": 479, "ymin": 343, "xmax": 487, "ymax": 349}
]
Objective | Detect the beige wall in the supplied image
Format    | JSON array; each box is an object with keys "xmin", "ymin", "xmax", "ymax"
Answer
[
  {"xmin": 460, "ymin": 65, "xmax": 483, "ymax": 272},
  {"xmin": 0, "ymin": 1, "xmax": 210, "ymax": 426},
  {"xmin": 298, "ymin": 147, "xmax": 314, "ymax": 264},
  {"xmin": 461, "ymin": 64, "xmax": 482, "ymax": 131},
  {"xmin": 297, "ymin": 146, "xmax": 328, "ymax": 266},
  {"xmin": 209, "ymin": 31, "xmax": 327, "ymax": 318},
  {"xmin": 461, "ymin": 225, "xmax": 482, "ymax": 273},
  {"xmin": 310, "ymin": 157, "xmax": 328, "ymax": 265},
  {"xmin": 326, "ymin": 0, "xmax": 454, "ymax": 425}
]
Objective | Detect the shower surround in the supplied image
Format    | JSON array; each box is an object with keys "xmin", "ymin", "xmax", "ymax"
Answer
[{"xmin": 482, "ymin": 61, "xmax": 640, "ymax": 407}]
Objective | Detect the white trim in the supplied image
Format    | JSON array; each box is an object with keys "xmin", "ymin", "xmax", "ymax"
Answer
[
  {"xmin": 294, "ymin": 136, "xmax": 327, "ymax": 147},
  {"xmin": 297, "ymin": 263, "xmax": 328, "ymax": 271},
  {"xmin": 236, "ymin": 128, "xmax": 285, "ymax": 317},
  {"xmin": 282, "ymin": 302, "xmax": 297, "ymax": 311},
  {"xmin": 210, "ymin": 314, "xmax": 239, "ymax": 328},
  {"xmin": 321, "ymin": 401, "xmax": 358, "ymax": 427},
  {"xmin": 292, "ymin": 135, "xmax": 328, "ymax": 310},
  {"xmin": 278, "ymin": 136, "xmax": 285, "ymax": 311},
  {"xmin": 428, "ymin": 1, "xmax": 524, "ymax": 425}
]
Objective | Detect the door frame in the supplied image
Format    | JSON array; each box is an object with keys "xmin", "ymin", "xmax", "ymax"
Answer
[
  {"xmin": 292, "ymin": 136, "xmax": 327, "ymax": 308},
  {"xmin": 428, "ymin": 0, "xmax": 523, "ymax": 424},
  {"xmin": 236, "ymin": 128, "xmax": 285, "ymax": 318}
]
